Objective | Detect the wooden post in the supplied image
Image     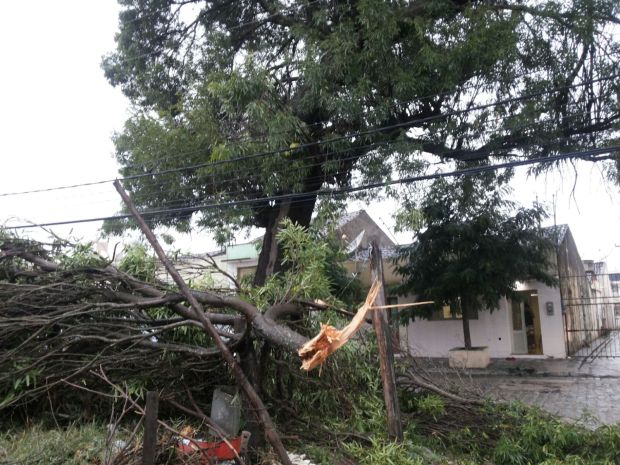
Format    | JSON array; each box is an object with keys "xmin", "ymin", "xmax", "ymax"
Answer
[
  {"xmin": 143, "ymin": 391, "xmax": 159, "ymax": 465},
  {"xmin": 114, "ymin": 180, "xmax": 293, "ymax": 465},
  {"xmin": 370, "ymin": 240, "xmax": 403, "ymax": 441}
]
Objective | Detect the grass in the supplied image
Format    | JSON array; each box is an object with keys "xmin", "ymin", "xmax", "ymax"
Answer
[
  {"xmin": 1, "ymin": 400, "xmax": 619, "ymax": 465},
  {"xmin": 0, "ymin": 422, "xmax": 109, "ymax": 465}
]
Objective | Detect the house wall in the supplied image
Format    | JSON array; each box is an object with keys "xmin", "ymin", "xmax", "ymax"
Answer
[
  {"xmin": 402, "ymin": 280, "xmax": 566, "ymax": 359},
  {"xmin": 402, "ymin": 295, "xmax": 513, "ymax": 358}
]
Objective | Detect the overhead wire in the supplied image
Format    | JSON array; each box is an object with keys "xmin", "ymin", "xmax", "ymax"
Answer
[
  {"xmin": 0, "ymin": 121, "xmax": 608, "ymax": 217},
  {"xmin": 5, "ymin": 144, "xmax": 619, "ymax": 230},
  {"xmin": 107, "ymin": 55, "xmax": 620, "ymax": 174},
  {"xmin": 116, "ymin": 99, "xmax": 613, "ymax": 175}
]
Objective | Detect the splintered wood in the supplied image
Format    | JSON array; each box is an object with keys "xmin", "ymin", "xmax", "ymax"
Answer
[{"xmin": 298, "ymin": 280, "xmax": 382, "ymax": 371}]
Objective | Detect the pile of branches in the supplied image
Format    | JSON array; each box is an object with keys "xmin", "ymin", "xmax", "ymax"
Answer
[{"xmin": 0, "ymin": 234, "xmax": 314, "ymax": 414}]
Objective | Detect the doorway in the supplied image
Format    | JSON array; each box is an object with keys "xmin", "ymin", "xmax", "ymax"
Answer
[{"xmin": 511, "ymin": 290, "xmax": 543, "ymax": 355}]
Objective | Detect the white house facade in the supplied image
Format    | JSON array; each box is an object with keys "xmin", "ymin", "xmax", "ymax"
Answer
[{"xmin": 399, "ymin": 280, "xmax": 566, "ymax": 359}]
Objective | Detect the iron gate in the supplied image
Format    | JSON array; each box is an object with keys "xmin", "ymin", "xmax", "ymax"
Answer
[{"xmin": 563, "ymin": 272, "xmax": 620, "ymax": 360}]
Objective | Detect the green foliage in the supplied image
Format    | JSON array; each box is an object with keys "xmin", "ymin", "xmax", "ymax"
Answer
[
  {"xmin": 271, "ymin": 334, "xmax": 620, "ymax": 465},
  {"xmin": 248, "ymin": 218, "xmax": 359, "ymax": 308},
  {"xmin": 492, "ymin": 436, "xmax": 529, "ymax": 465},
  {"xmin": 58, "ymin": 243, "xmax": 107, "ymax": 269},
  {"xmin": 345, "ymin": 437, "xmax": 424, "ymax": 465},
  {"xmin": 118, "ymin": 243, "xmax": 157, "ymax": 282},
  {"xmin": 432, "ymin": 402, "xmax": 620, "ymax": 465},
  {"xmin": 415, "ymin": 394, "xmax": 446, "ymax": 422},
  {"xmin": 102, "ymin": 0, "xmax": 620, "ymax": 240},
  {"xmin": 312, "ymin": 204, "xmax": 365, "ymax": 307},
  {"xmin": 1, "ymin": 359, "xmax": 42, "ymax": 409}
]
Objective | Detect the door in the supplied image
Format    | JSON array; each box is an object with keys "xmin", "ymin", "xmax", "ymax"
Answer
[
  {"xmin": 511, "ymin": 291, "xmax": 544, "ymax": 355},
  {"xmin": 511, "ymin": 300, "xmax": 528, "ymax": 354}
]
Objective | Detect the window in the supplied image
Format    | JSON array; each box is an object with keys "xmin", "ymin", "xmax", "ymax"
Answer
[
  {"xmin": 429, "ymin": 303, "xmax": 478, "ymax": 321},
  {"xmin": 237, "ymin": 266, "xmax": 256, "ymax": 280}
]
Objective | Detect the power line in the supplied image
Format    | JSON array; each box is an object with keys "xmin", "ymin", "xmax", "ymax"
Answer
[
  {"xmin": 115, "ymin": 103, "xmax": 610, "ymax": 175},
  {"xmin": 2, "ymin": 71, "xmax": 618, "ymax": 199},
  {"xmin": 111, "ymin": 56, "xmax": 620, "ymax": 173},
  {"xmin": 0, "ymin": 128, "xmax": 602, "ymax": 214},
  {"xmin": 5, "ymin": 145, "xmax": 619, "ymax": 231},
  {"xmin": 1, "ymin": 122, "xmax": 615, "ymax": 215}
]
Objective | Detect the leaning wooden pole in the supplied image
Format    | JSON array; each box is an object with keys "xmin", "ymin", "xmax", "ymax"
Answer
[
  {"xmin": 114, "ymin": 180, "xmax": 293, "ymax": 465},
  {"xmin": 369, "ymin": 240, "xmax": 403, "ymax": 441}
]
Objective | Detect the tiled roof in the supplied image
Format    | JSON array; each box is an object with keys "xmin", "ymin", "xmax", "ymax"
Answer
[
  {"xmin": 348, "ymin": 244, "xmax": 401, "ymax": 262},
  {"xmin": 543, "ymin": 224, "xmax": 569, "ymax": 246},
  {"xmin": 335, "ymin": 210, "xmax": 364, "ymax": 229}
]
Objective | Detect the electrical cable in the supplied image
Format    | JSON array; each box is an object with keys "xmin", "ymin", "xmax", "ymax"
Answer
[
  {"xmin": 4, "ymin": 144, "xmax": 618, "ymax": 230},
  {"xmin": 0, "ymin": 127, "xmax": 603, "ymax": 215}
]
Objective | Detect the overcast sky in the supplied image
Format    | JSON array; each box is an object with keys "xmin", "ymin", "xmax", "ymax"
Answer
[{"xmin": 1, "ymin": 1, "xmax": 619, "ymax": 270}]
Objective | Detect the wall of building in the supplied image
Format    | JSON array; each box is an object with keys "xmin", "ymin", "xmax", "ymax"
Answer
[
  {"xmin": 402, "ymin": 295, "xmax": 513, "ymax": 357},
  {"xmin": 402, "ymin": 280, "xmax": 566, "ymax": 359},
  {"xmin": 558, "ymin": 231, "xmax": 614, "ymax": 354}
]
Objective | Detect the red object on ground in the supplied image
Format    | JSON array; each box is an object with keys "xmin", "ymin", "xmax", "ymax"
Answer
[{"xmin": 177, "ymin": 431, "xmax": 250, "ymax": 462}]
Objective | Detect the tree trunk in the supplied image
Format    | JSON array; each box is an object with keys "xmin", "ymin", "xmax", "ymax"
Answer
[
  {"xmin": 253, "ymin": 179, "xmax": 321, "ymax": 286},
  {"xmin": 238, "ymin": 337, "xmax": 265, "ymax": 454},
  {"xmin": 253, "ymin": 199, "xmax": 291, "ymax": 287},
  {"xmin": 462, "ymin": 310, "xmax": 472, "ymax": 350}
]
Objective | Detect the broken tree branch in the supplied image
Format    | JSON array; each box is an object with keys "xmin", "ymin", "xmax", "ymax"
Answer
[{"xmin": 298, "ymin": 280, "xmax": 381, "ymax": 371}]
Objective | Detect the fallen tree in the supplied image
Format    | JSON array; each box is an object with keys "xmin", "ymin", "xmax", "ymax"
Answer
[
  {"xmin": 0, "ymin": 231, "xmax": 330, "ymax": 406},
  {"xmin": 0, "ymin": 219, "xmax": 375, "ymax": 448}
]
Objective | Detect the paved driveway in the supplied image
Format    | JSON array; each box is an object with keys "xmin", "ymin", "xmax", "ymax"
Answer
[
  {"xmin": 411, "ymin": 356, "xmax": 620, "ymax": 426},
  {"xmin": 475, "ymin": 376, "xmax": 620, "ymax": 426}
]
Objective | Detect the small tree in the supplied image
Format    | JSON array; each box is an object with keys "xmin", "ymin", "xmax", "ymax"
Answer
[{"xmin": 395, "ymin": 171, "xmax": 556, "ymax": 350}]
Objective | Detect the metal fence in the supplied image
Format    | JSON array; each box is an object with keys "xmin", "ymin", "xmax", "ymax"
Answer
[{"xmin": 562, "ymin": 272, "xmax": 620, "ymax": 360}]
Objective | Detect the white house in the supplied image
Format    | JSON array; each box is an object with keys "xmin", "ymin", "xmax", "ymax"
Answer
[
  {"xmin": 394, "ymin": 224, "xmax": 615, "ymax": 360},
  {"xmin": 334, "ymin": 215, "xmax": 615, "ymax": 361}
]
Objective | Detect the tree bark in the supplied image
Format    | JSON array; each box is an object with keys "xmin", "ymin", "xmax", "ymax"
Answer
[
  {"xmin": 253, "ymin": 166, "xmax": 322, "ymax": 286},
  {"xmin": 462, "ymin": 309, "xmax": 472, "ymax": 350},
  {"xmin": 370, "ymin": 241, "xmax": 403, "ymax": 441},
  {"xmin": 142, "ymin": 391, "xmax": 159, "ymax": 465}
]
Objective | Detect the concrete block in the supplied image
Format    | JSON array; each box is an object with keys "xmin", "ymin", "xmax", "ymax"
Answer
[{"xmin": 448, "ymin": 346, "xmax": 490, "ymax": 368}]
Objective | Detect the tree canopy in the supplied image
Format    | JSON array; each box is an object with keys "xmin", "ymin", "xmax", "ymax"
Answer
[
  {"xmin": 395, "ymin": 169, "xmax": 557, "ymax": 348},
  {"xmin": 103, "ymin": 0, "xmax": 620, "ymax": 280}
]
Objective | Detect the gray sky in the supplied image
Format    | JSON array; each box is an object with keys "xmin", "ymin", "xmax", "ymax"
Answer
[{"xmin": 1, "ymin": 1, "xmax": 619, "ymax": 270}]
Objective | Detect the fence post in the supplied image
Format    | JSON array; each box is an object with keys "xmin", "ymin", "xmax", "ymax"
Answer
[
  {"xmin": 369, "ymin": 240, "xmax": 403, "ymax": 441},
  {"xmin": 143, "ymin": 390, "xmax": 159, "ymax": 465}
]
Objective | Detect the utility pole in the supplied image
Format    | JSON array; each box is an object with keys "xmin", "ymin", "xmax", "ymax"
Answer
[{"xmin": 369, "ymin": 240, "xmax": 403, "ymax": 441}]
